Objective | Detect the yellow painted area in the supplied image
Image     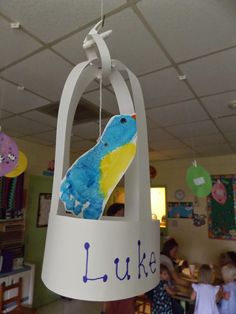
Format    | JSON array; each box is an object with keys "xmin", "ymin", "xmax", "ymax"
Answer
[{"xmin": 100, "ymin": 143, "xmax": 136, "ymax": 197}]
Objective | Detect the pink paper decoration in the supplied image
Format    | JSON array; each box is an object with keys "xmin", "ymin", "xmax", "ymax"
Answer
[
  {"xmin": 211, "ymin": 180, "xmax": 227, "ymax": 205},
  {"xmin": 0, "ymin": 132, "xmax": 18, "ymax": 176}
]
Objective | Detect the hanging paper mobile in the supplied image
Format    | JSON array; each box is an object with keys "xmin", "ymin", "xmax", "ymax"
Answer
[
  {"xmin": 5, "ymin": 151, "xmax": 28, "ymax": 178},
  {"xmin": 60, "ymin": 114, "xmax": 137, "ymax": 219},
  {"xmin": 186, "ymin": 161, "xmax": 212, "ymax": 197},
  {"xmin": 42, "ymin": 19, "xmax": 159, "ymax": 302},
  {"xmin": 0, "ymin": 131, "xmax": 18, "ymax": 177},
  {"xmin": 211, "ymin": 179, "xmax": 227, "ymax": 205}
]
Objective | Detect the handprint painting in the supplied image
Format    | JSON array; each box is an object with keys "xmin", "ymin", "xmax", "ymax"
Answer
[{"xmin": 60, "ymin": 114, "xmax": 137, "ymax": 220}]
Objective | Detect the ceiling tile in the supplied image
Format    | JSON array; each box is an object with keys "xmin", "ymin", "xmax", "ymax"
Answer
[
  {"xmin": 168, "ymin": 120, "xmax": 219, "ymax": 138},
  {"xmin": 230, "ymin": 142, "xmax": 236, "ymax": 151},
  {"xmin": 0, "ymin": 109, "xmax": 14, "ymax": 119},
  {"xmin": 180, "ymin": 48, "xmax": 236, "ymax": 96},
  {"xmin": 195, "ymin": 143, "xmax": 233, "ymax": 155},
  {"xmin": 84, "ymin": 89, "xmax": 119, "ymax": 114},
  {"xmin": 0, "ymin": 78, "xmax": 48, "ymax": 113},
  {"xmin": 146, "ymin": 99, "xmax": 208, "ymax": 127},
  {"xmin": 150, "ymin": 139, "xmax": 186, "ymax": 151},
  {"xmin": 22, "ymin": 130, "xmax": 80, "ymax": 146},
  {"xmin": 139, "ymin": 68, "xmax": 194, "ymax": 108},
  {"xmin": 72, "ymin": 122, "xmax": 99, "ymax": 140},
  {"xmin": 146, "ymin": 118, "xmax": 160, "ymax": 129},
  {"xmin": 201, "ymin": 90, "xmax": 236, "ymax": 118},
  {"xmin": 149, "ymin": 150, "xmax": 170, "ymax": 161},
  {"xmin": 138, "ymin": 0, "xmax": 236, "ymax": 62},
  {"xmin": 224, "ymin": 131, "xmax": 236, "ymax": 142},
  {"xmin": 0, "ymin": 0, "xmax": 126, "ymax": 43},
  {"xmin": 21, "ymin": 135, "xmax": 55, "ymax": 147},
  {"xmin": 1, "ymin": 50, "xmax": 73, "ymax": 101},
  {"xmin": 52, "ymin": 28, "xmax": 88, "ymax": 65},
  {"xmin": 71, "ymin": 139, "xmax": 95, "ymax": 152},
  {"xmin": 215, "ymin": 116, "xmax": 236, "ymax": 132},
  {"xmin": 31, "ymin": 130, "xmax": 56, "ymax": 144},
  {"xmin": 160, "ymin": 147, "xmax": 195, "ymax": 159},
  {"xmin": 148, "ymin": 128, "xmax": 175, "ymax": 143},
  {"xmin": 22, "ymin": 111, "xmax": 57, "ymax": 128},
  {"xmin": 102, "ymin": 8, "xmax": 170, "ymax": 75},
  {"xmin": 0, "ymin": 16, "xmax": 41, "ymax": 69},
  {"xmin": 182, "ymin": 133, "xmax": 226, "ymax": 147},
  {"xmin": 0, "ymin": 116, "xmax": 53, "ymax": 136}
]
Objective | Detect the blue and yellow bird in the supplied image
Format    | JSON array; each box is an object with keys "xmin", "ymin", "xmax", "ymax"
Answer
[{"xmin": 60, "ymin": 114, "xmax": 137, "ymax": 219}]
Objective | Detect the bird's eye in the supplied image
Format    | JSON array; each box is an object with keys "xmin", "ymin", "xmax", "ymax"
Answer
[
  {"xmin": 120, "ymin": 118, "xmax": 127, "ymax": 124},
  {"xmin": 104, "ymin": 142, "xmax": 108, "ymax": 147}
]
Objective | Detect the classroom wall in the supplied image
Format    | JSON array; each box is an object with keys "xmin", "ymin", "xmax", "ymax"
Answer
[
  {"xmin": 13, "ymin": 139, "xmax": 58, "ymax": 307},
  {"xmin": 150, "ymin": 154, "xmax": 236, "ymax": 264}
]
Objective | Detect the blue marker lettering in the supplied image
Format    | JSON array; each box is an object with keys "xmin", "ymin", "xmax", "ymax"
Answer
[
  {"xmin": 114, "ymin": 257, "xmax": 131, "ymax": 281},
  {"xmin": 149, "ymin": 252, "xmax": 156, "ymax": 274},
  {"xmin": 83, "ymin": 242, "xmax": 108, "ymax": 283},
  {"xmin": 138, "ymin": 240, "xmax": 148, "ymax": 279}
]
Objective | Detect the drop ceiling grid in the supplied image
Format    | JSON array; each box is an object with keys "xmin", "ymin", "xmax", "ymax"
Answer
[
  {"xmin": 0, "ymin": 1, "xmax": 235, "ymax": 159},
  {"xmin": 132, "ymin": 1, "xmax": 236, "ymax": 152}
]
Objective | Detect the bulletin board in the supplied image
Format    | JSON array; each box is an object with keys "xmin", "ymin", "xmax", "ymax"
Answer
[{"xmin": 208, "ymin": 175, "xmax": 236, "ymax": 240}]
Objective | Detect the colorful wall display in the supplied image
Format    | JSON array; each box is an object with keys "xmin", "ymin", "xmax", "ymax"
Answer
[
  {"xmin": 167, "ymin": 202, "xmax": 193, "ymax": 219},
  {"xmin": 0, "ymin": 173, "xmax": 24, "ymax": 220},
  {"xmin": 208, "ymin": 175, "xmax": 236, "ymax": 240}
]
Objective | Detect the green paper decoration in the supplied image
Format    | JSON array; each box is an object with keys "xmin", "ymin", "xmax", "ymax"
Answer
[{"xmin": 186, "ymin": 163, "xmax": 212, "ymax": 197}]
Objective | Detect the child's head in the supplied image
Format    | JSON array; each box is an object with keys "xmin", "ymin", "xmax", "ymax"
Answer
[
  {"xmin": 160, "ymin": 264, "xmax": 170, "ymax": 281},
  {"xmin": 221, "ymin": 263, "xmax": 236, "ymax": 283},
  {"xmin": 198, "ymin": 264, "xmax": 213, "ymax": 284}
]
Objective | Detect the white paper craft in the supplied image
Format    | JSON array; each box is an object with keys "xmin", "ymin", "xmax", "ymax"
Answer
[{"xmin": 42, "ymin": 21, "xmax": 160, "ymax": 301}]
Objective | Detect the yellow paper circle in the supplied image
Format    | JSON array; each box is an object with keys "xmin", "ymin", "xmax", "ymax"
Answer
[{"xmin": 5, "ymin": 151, "xmax": 28, "ymax": 178}]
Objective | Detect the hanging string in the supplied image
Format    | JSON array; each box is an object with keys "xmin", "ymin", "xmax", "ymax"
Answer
[
  {"xmin": 98, "ymin": 75, "xmax": 103, "ymax": 139},
  {"xmin": 97, "ymin": 0, "xmax": 104, "ymax": 141},
  {"xmin": 100, "ymin": 0, "xmax": 104, "ymax": 22}
]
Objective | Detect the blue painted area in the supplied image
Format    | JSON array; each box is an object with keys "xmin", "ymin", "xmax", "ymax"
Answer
[
  {"xmin": 168, "ymin": 205, "xmax": 193, "ymax": 218},
  {"xmin": 60, "ymin": 114, "xmax": 137, "ymax": 219}
]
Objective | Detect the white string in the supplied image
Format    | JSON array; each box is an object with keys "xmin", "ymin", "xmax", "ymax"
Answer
[
  {"xmin": 100, "ymin": 0, "xmax": 104, "ymax": 22},
  {"xmin": 98, "ymin": 75, "xmax": 103, "ymax": 139},
  {"xmin": 97, "ymin": 0, "xmax": 104, "ymax": 141}
]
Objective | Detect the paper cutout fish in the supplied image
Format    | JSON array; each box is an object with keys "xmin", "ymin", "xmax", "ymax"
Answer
[
  {"xmin": 60, "ymin": 114, "xmax": 137, "ymax": 219},
  {"xmin": 211, "ymin": 180, "xmax": 227, "ymax": 205}
]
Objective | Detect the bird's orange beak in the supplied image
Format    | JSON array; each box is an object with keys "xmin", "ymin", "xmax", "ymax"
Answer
[{"xmin": 132, "ymin": 113, "xmax": 136, "ymax": 119}]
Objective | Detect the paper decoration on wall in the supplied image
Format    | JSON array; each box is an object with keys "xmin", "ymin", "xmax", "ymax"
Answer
[
  {"xmin": 5, "ymin": 151, "xmax": 28, "ymax": 178},
  {"xmin": 0, "ymin": 173, "xmax": 24, "ymax": 219},
  {"xmin": 186, "ymin": 161, "xmax": 212, "ymax": 197},
  {"xmin": 42, "ymin": 20, "xmax": 159, "ymax": 302},
  {"xmin": 0, "ymin": 131, "xmax": 18, "ymax": 177},
  {"xmin": 149, "ymin": 165, "xmax": 157, "ymax": 179},
  {"xmin": 208, "ymin": 175, "xmax": 236, "ymax": 241},
  {"xmin": 168, "ymin": 202, "xmax": 193, "ymax": 218},
  {"xmin": 43, "ymin": 160, "xmax": 54, "ymax": 176},
  {"xmin": 174, "ymin": 189, "xmax": 185, "ymax": 201},
  {"xmin": 60, "ymin": 114, "xmax": 137, "ymax": 219},
  {"xmin": 211, "ymin": 179, "xmax": 227, "ymax": 205},
  {"xmin": 192, "ymin": 210, "xmax": 206, "ymax": 227}
]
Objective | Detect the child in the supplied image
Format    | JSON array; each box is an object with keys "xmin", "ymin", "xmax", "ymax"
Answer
[
  {"xmin": 218, "ymin": 263, "xmax": 236, "ymax": 314},
  {"xmin": 191, "ymin": 264, "xmax": 220, "ymax": 314},
  {"xmin": 149, "ymin": 263, "xmax": 175, "ymax": 314}
]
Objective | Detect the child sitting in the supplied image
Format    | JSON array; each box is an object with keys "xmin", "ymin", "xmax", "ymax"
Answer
[
  {"xmin": 191, "ymin": 264, "xmax": 220, "ymax": 314},
  {"xmin": 149, "ymin": 264, "xmax": 175, "ymax": 314},
  {"xmin": 218, "ymin": 263, "xmax": 236, "ymax": 314}
]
